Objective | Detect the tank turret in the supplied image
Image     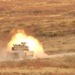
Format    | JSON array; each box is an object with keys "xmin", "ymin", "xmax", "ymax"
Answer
[{"xmin": 12, "ymin": 42, "xmax": 29, "ymax": 51}]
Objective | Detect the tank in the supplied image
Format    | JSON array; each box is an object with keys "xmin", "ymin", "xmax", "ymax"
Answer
[{"xmin": 7, "ymin": 42, "xmax": 34, "ymax": 60}]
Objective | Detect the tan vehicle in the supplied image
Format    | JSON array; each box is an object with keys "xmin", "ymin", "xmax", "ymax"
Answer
[{"xmin": 7, "ymin": 42, "xmax": 34, "ymax": 60}]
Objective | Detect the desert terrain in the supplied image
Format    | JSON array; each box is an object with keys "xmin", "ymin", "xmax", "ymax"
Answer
[{"xmin": 0, "ymin": 0, "xmax": 75, "ymax": 75}]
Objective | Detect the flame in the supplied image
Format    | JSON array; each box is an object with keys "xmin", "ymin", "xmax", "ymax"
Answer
[{"xmin": 8, "ymin": 30, "xmax": 48, "ymax": 58}]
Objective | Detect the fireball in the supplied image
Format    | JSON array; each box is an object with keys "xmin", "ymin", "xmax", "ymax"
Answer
[{"xmin": 8, "ymin": 30, "xmax": 48, "ymax": 58}]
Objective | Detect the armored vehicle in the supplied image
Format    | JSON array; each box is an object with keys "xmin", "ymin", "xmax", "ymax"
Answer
[{"xmin": 7, "ymin": 42, "xmax": 34, "ymax": 60}]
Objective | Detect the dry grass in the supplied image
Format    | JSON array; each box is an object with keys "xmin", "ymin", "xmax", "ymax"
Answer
[
  {"xmin": 0, "ymin": 0, "xmax": 75, "ymax": 37},
  {"xmin": 0, "ymin": 55, "xmax": 75, "ymax": 75}
]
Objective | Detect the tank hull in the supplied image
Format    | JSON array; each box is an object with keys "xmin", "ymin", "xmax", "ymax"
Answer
[{"xmin": 7, "ymin": 51, "xmax": 34, "ymax": 60}]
